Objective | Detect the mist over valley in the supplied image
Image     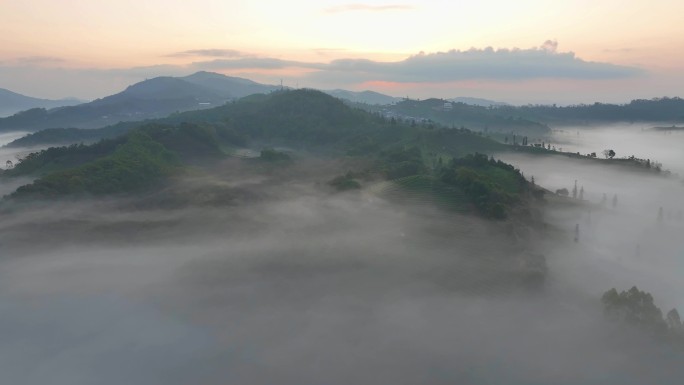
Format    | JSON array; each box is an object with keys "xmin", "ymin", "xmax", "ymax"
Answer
[
  {"xmin": 0, "ymin": 86, "xmax": 682, "ymax": 384},
  {"xmin": 2, "ymin": 3, "xmax": 684, "ymax": 380}
]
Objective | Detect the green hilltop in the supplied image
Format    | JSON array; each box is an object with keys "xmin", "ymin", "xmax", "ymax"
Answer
[{"xmin": 3, "ymin": 89, "xmax": 531, "ymax": 219}]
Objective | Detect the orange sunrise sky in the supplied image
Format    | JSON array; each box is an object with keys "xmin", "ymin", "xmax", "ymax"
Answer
[{"xmin": 1, "ymin": 0, "xmax": 683, "ymax": 104}]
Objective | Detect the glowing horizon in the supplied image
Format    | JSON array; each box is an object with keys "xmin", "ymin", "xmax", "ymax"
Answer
[{"xmin": 1, "ymin": 0, "xmax": 683, "ymax": 103}]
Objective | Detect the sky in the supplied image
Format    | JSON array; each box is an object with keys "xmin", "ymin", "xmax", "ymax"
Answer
[{"xmin": 1, "ymin": 0, "xmax": 683, "ymax": 104}]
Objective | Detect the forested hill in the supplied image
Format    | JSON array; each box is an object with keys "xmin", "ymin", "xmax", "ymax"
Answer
[
  {"xmin": 363, "ymin": 96, "xmax": 684, "ymax": 132},
  {"xmin": 0, "ymin": 72, "xmax": 279, "ymax": 132},
  {"xmin": 3, "ymin": 89, "xmax": 531, "ymax": 221},
  {"xmin": 0, "ymin": 88, "xmax": 81, "ymax": 117},
  {"xmin": 10, "ymin": 89, "xmax": 504, "ymax": 154},
  {"xmin": 367, "ymin": 98, "xmax": 550, "ymax": 136},
  {"xmin": 495, "ymin": 97, "xmax": 684, "ymax": 124}
]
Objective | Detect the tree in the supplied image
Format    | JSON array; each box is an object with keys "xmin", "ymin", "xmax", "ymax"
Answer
[
  {"xmin": 603, "ymin": 149, "xmax": 616, "ymax": 159},
  {"xmin": 601, "ymin": 286, "xmax": 668, "ymax": 335},
  {"xmin": 579, "ymin": 186, "xmax": 584, "ymax": 200},
  {"xmin": 667, "ymin": 309, "xmax": 683, "ymax": 334}
]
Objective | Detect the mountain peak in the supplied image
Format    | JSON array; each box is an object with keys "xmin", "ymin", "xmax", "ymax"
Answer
[{"xmin": 0, "ymin": 88, "xmax": 81, "ymax": 117}]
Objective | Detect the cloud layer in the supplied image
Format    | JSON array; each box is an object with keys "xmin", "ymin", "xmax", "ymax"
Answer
[
  {"xmin": 166, "ymin": 49, "xmax": 247, "ymax": 58},
  {"xmin": 186, "ymin": 45, "xmax": 643, "ymax": 83},
  {"xmin": 0, "ymin": 43, "xmax": 648, "ymax": 102},
  {"xmin": 324, "ymin": 3, "xmax": 415, "ymax": 13}
]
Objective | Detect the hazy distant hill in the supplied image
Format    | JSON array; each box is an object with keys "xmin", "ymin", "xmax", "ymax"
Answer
[
  {"xmin": 0, "ymin": 88, "xmax": 81, "ymax": 118},
  {"xmin": 323, "ymin": 91, "xmax": 506, "ymax": 107},
  {"xmin": 5, "ymin": 89, "xmax": 512, "ymax": 219},
  {"xmin": 448, "ymin": 97, "xmax": 508, "ymax": 107},
  {"xmin": 182, "ymin": 71, "xmax": 279, "ymax": 98},
  {"xmin": 506, "ymin": 97, "xmax": 684, "ymax": 124},
  {"xmin": 325, "ymin": 89, "xmax": 400, "ymax": 105},
  {"xmin": 0, "ymin": 72, "xmax": 279, "ymax": 132},
  {"xmin": 376, "ymin": 98, "xmax": 549, "ymax": 135}
]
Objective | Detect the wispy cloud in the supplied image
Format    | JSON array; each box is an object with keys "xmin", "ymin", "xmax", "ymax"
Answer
[
  {"xmin": 0, "ymin": 42, "xmax": 648, "ymax": 101},
  {"xmin": 191, "ymin": 58, "xmax": 314, "ymax": 70},
  {"xmin": 313, "ymin": 46, "xmax": 645, "ymax": 82},
  {"xmin": 312, "ymin": 48, "xmax": 349, "ymax": 57},
  {"xmin": 324, "ymin": 3, "xmax": 415, "ymax": 13},
  {"xmin": 190, "ymin": 43, "xmax": 645, "ymax": 83},
  {"xmin": 14, "ymin": 56, "xmax": 64, "ymax": 64},
  {"xmin": 603, "ymin": 48, "xmax": 635, "ymax": 53},
  {"xmin": 166, "ymin": 49, "xmax": 247, "ymax": 58}
]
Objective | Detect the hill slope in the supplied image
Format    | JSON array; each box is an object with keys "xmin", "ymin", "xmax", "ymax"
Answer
[
  {"xmin": 3, "ymin": 90, "xmax": 517, "ymax": 219},
  {"xmin": 0, "ymin": 88, "xmax": 81, "ymax": 117},
  {"xmin": 0, "ymin": 72, "xmax": 278, "ymax": 132},
  {"xmin": 325, "ymin": 89, "xmax": 400, "ymax": 105}
]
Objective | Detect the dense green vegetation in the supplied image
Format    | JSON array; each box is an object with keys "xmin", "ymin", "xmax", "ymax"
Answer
[
  {"xmin": 5, "ymin": 137, "xmax": 127, "ymax": 177},
  {"xmin": 259, "ymin": 148, "xmax": 291, "ymax": 162},
  {"xmin": 602, "ymin": 286, "xmax": 684, "ymax": 344},
  {"xmin": 379, "ymin": 146, "xmax": 427, "ymax": 179},
  {"xmin": 137, "ymin": 122, "xmax": 224, "ymax": 160},
  {"xmin": 4, "ymin": 124, "xmax": 134, "ymax": 148},
  {"xmin": 511, "ymin": 97, "xmax": 684, "ymax": 124},
  {"xmin": 165, "ymin": 89, "xmax": 414, "ymax": 152},
  {"xmin": 368, "ymin": 96, "xmax": 684, "ymax": 130},
  {"xmin": 373, "ymin": 98, "xmax": 550, "ymax": 135},
  {"xmin": 440, "ymin": 153, "xmax": 528, "ymax": 219},
  {"xmin": 3, "ymin": 89, "xmax": 529, "ymax": 219},
  {"xmin": 328, "ymin": 173, "xmax": 361, "ymax": 191},
  {"xmin": 11, "ymin": 132, "xmax": 179, "ymax": 198}
]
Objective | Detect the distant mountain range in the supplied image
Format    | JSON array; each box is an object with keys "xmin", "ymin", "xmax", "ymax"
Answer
[
  {"xmin": 0, "ymin": 88, "xmax": 82, "ymax": 118},
  {"xmin": 0, "ymin": 71, "xmax": 515, "ymax": 132},
  {"xmin": 324, "ymin": 89, "xmax": 401, "ymax": 105},
  {"xmin": 0, "ymin": 72, "xmax": 280, "ymax": 131},
  {"xmin": 448, "ymin": 97, "xmax": 509, "ymax": 107},
  {"xmin": 5, "ymin": 71, "xmax": 678, "ymax": 135},
  {"xmin": 324, "ymin": 89, "xmax": 507, "ymax": 107}
]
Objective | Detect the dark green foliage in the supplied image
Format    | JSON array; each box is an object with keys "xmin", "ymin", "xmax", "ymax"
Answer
[
  {"xmin": 510, "ymin": 97, "xmax": 684, "ymax": 124},
  {"xmin": 421, "ymin": 127, "xmax": 506, "ymax": 157},
  {"xmin": 10, "ymin": 132, "xmax": 179, "ymax": 198},
  {"xmin": 365, "ymin": 96, "xmax": 684, "ymax": 131},
  {"xmin": 440, "ymin": 153, "xmax": 527, "ymax": 219},
  {"xmin": 384, "ymin": 175, "xmax": 469, "ymax": 212},
  {"xmin": 601, "ymin": 287, "xmax": 670, "ymax": 337},
  {"xmin": 6, "ymin": 137, "xmax": 126, "ymax": 176},
  {"xmin": 4, "ymin": 124, "xmax": 133, "ymax": 148},
  {"xmin": 3, "ymin": 90, "xmax": 512, "ymax": 210},
  {"xmin": 380, "ymin": 146, "xmax": 427, "ymax": 179},
  {"xmin": 6, "ymin": 122, "xmax": 223, "ymax": 179},
  {"xmin": 138, "ymin": 122, "xmax": 224, "ymax": 159},
  {"xmin": 259, "ymin": 148, "xmax": 291, "ymax": 162},
  {"xmin": 167, "ymin": 89, "xmax": 379, "ymax": 146},
  {"xmin": 375, "ymin": 99, "xmax": 550, "ymax": 135},
  {"xmin": 328, "ymin": 173, "xmax": 361, "ymax": 191}
]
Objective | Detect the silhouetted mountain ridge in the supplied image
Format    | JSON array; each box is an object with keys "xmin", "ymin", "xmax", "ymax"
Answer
[
  {"xmin": 0, "ymin": 88, "xmax": 81, "ymax": 117},
  {"xmin": 0, "ymin": 72, "xmax": 279, "ymax": 131}
]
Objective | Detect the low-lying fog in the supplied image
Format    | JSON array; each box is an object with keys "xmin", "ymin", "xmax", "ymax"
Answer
[
  {"xmin": 548, "ymin": 123, "xmax": 684, "ymax": 175},
  {"xmin": 1, "ymin": 125, "xmax": 683, "ymax": 384},
  {"xmin": 498, "ymin": 123, "xmax": 684, "ymax": 309},
  {"xmin": 0, "ymin": 131, "xmax": 33, "ymax": 170}
]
